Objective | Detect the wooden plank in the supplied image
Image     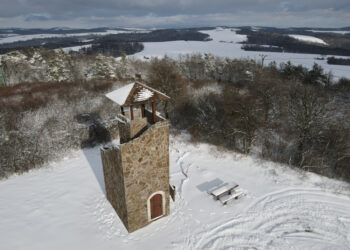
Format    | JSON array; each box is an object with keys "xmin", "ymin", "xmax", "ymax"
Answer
[
  {"xmin": 220, "ymin": 191, "xmax": 243, "ymax": 205},
  {"xmin": 123, "ymin": 82, "xmax": 170, "ymax": 107},
  {"xmin": 130, "ymin": 105, "xmax": 134, "ymax": 120},
  {"xmin": 141, "ymin": 104, "xmax": 145, "ymax": 118},
  {"xmin": 210, "ymin": 182, "xmax": 239, "ymax": 198},
  {"xmin": 152, "ymin": 102, "xmax": 157, "ymax": 123}
]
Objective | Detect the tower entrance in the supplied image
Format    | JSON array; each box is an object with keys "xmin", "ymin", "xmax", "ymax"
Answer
[{"xmin": 150, "ymin": 193, "xmax": 163, "ymax": 219}]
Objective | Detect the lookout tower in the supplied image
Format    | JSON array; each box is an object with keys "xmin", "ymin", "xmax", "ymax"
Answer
[{"xmin": 100, "ymin": 81, "xmax": 171, "ymax": 232}]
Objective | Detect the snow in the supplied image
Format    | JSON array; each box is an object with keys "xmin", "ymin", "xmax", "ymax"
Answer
[
  {"xmin": 130, "ymin": 28, "xmax": 350, "ymax": 80},
  {"xmin": 28, "ymin": 51, "xmax": 45, "ymax": 65},
  {"xmin": 0, "ymin": 30, "xmax": 148, "ymax": 45},
  {"xmin": 205, "ymin": 28, "xmax": 247, "ymax": 43},
  {"xmin": 210, "ymin": 182, "xmax": 238, "ymax": 197},
  {"xmin": 288, "ymin": 34, "xmax": 328, "ymax": 45},
  {"xmin": 134, "ymin": 87, "xmax": 154, "ymax": 102},
  {"xmin": 105, "ymin": 83, "xmax": 135, "ymax": 106},
  {"xmin": 308, "ymin": 30, "xmax": 350, "ymax": 35},
  {"xmin": 106, "ymin": 82, "xmax": 167, "ymax": 105},
  {"xmin": 1, "ymin": 134, "xmax": 350, "ymax": 249},
  {"xmin": 5, "ymin": 52, "xmax": 27, "ymax": 63},
  {"xmin": 60, "ymin": 44, "xmax": 92, "ymax": 52}
]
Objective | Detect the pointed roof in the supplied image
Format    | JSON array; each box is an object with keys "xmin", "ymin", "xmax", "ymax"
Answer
[{"xmin": 106, "ymin": 81, "xmax": 170, "ymax": 106}]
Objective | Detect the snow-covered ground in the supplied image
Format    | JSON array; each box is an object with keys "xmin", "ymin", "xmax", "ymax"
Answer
[
  {"xmin": 1, "ymin": 134, "xmax": 350, "ymax": 250},
  {"xmin": 288, "ymin": 34, "xmax": 328, "ymax": 45},
  {"xmin": 0, "ymin": 30, "xmax": 148, "ymax": 45},
  {"xmin": 60, "ymin": 44, "xmax": 92, "ymax": 52},
  {"xmin": 131, "ymin": 28, "xmax": 350, "ymax": 80},
  {"xmin": 308, "ymin": 30, "xmax": 350, "ymax": 35}
]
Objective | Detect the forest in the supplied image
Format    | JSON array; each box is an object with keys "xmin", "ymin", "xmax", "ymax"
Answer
[
  {"xmin": 0, "ymin": 49, "xmax": 350, "ymax": 184},
  {"xmin": 327, "ymin": 56, "xmax": 350, "ymax": 66},
  {"xmin": 238, "ymin": 28, "xmax": 350, "ymax": 56},
  {"xmin": 0, "ymin": 28, "xmax": 209, "ymax": 55}
]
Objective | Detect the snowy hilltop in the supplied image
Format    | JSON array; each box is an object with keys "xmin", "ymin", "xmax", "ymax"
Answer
[
  {"xmin": 0, "ymin": 134, "xmax": 349, "ymax": 249},
  {"xmin": 1, "ymin": 26, "xmax": 350, "ymax": 250}
]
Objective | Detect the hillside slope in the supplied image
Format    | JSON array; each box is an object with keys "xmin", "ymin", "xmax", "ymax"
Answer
[{"xmin": 0, "ymin": 134, "xmax": 350, "ymax": 249}]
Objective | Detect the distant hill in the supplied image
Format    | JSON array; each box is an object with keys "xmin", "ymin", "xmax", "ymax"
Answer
[
  {"xmin": 237, "ymin": 26, "xmax": 350, "ymax": 57},
  {"xmin": 0, "ymin": 28, "xmax": 210, "ymax": 55}
]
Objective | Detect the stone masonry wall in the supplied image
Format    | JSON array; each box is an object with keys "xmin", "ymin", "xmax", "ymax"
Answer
[
  {"xmin": 117, "ymin": 115, "xmax": 130, "ymax": 144},
  {"xmin": 130, "ymin": 118, "xmax": 148, "ymax": 138},
  {"xmin": 120, "ymin": 120, "xmax": 170, "ymax": 232},
  {"xmin": 117, "ymin": 114, "xmax": 147, "ymax": 144},
  {"xmin": 100, "ymin": 145, "xmax": 128, "ymax": 229}
]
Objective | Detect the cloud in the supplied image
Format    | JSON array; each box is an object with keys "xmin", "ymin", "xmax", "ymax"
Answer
[
  {"xmin": 25, "ymin": 13, "xmax": 51, "ymax": 22},
  {"xmin": 0, "ymin": 0, "xmax": 349, "ymax": 28}
]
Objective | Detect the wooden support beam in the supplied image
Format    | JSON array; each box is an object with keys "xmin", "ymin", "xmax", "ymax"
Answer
[
  {"xmin": 141, "ymin": 104, "xmax": 145, "ymax": 118},
  {"xmin": 152, "ymin": 102, "xmax": 157, "ymax": 123},
  {"xmin": 130, "ymin": 105, "xmax": 134, "ymax": 120}
]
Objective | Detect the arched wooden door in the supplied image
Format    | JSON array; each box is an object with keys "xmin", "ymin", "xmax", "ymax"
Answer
[{"xmin": 150, "ymin": 193, "xmax": 163, "ymax": 219}]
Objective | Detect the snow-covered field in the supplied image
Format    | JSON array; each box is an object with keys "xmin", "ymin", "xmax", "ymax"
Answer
[
  {"xmin": 60, "ymin": 44, "xmax": 92, "ymax": 52},
  {"xmin": 131, "ymin": 28, "xmax": 350, "ymax": 80},
  {"xmin": 308, "ymin": 30, "xmax": 350, "ymax": 35},
  {"xmin": 1, "ymin": 134, "xmax": 350, "ymax": 250},
  {"xmin": 288, "ymin": 34, "xmax": 328, "ymax": 45}
]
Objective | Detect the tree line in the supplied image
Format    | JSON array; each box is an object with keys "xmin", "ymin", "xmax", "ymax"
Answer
[
  {"xmin": 238, "ymin": 28, "xmax": 350, "ymax": 57},
  {"xmin": 148, "ymin": 55, "xmax": 350, "ymax": 182},
  {"xmin": 327, "ymin": 57, "xmax": 350, "ymax": 66},
  {"xmin": 1, "ymin": 51, "xmax": 350, "ymax": 183}
]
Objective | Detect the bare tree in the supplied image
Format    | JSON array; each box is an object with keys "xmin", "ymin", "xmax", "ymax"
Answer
[
  {"xmin": 287, "ymin": 84, "xmax": 326, "ymax": 167},
  {"xmin": 148, "ymin": 56, "xmax": 186, "ymax": 118}
]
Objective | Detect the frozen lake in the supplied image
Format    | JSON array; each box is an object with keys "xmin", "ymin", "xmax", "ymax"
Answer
[{"xmin": 132, "ymin": 28, "xmax": 350, "ymax": 80}]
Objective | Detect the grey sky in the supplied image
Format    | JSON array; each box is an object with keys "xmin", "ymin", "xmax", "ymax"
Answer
[{"xmin": 0, "ymin": 0, "xmax": 349, "ymax": 28}]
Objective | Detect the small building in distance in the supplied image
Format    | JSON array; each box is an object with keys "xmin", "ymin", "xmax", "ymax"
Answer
[{"xmin": 100, "ymin": 81, "xmax": 171, "ymax": 233}]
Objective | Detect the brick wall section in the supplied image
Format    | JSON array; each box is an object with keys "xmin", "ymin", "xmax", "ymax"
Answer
[
  {"xmin": 100, "ymin": 145, "xmax": 128, "ymax": 228},
  {"xmin": 121, "ymin": 119, "xmax": 170, "ymax": 232}
]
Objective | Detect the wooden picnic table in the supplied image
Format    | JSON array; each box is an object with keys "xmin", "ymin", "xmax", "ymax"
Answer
[
  {"xmin": 210, "ymin": 182, "xmax": 239, "ymax": 200},
  {"xmin": 220, "ymin": 189, "xmax": 244, "ymax": 205}
]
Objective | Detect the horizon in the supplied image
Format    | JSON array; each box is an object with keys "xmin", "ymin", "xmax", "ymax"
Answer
[
  {"xmin": 1, "ymin": 25, "xmax": 350, "ymax": 30},
  {"xmin": 1, "ymin": 0, "xmax": 349, "ymax": 29}
]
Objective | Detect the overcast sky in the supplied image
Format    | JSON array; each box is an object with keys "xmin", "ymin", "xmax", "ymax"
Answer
[{"xmin": 0, "ymin": 0, "xmax": 349, "ymax": 29}]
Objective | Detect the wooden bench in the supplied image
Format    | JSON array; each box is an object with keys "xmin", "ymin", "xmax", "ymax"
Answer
[
  {"xmin": 209, "ymin": 182, "xmax": 239, "ymax": 200},
  {"xmin": 220, "ymin": 190, "xmax": 244, "ymax": 205}
]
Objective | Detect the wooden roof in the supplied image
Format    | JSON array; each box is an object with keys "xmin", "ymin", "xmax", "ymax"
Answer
[{"xmin": 106, "ymin": 81, "xmax": 170, "ymax": 107}]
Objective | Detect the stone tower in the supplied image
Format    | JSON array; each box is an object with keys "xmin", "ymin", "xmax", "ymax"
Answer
[{"xmin": 100, "ymin": 82, "xmax": 171, "ymax": 233}]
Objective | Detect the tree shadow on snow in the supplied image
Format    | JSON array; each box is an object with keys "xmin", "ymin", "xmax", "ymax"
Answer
[{"xmin": 76, "ymin": 113, "xmax": 111, "ymax": 196}]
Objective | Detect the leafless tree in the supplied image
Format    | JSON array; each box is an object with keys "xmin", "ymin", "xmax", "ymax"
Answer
[
  {"xmin": 287, "ymin": 84, "xmax": 326, "ymax": 167},
  {"xmin": 148, "ymin": 56, "xmax": 186, "ymax": 118}
]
